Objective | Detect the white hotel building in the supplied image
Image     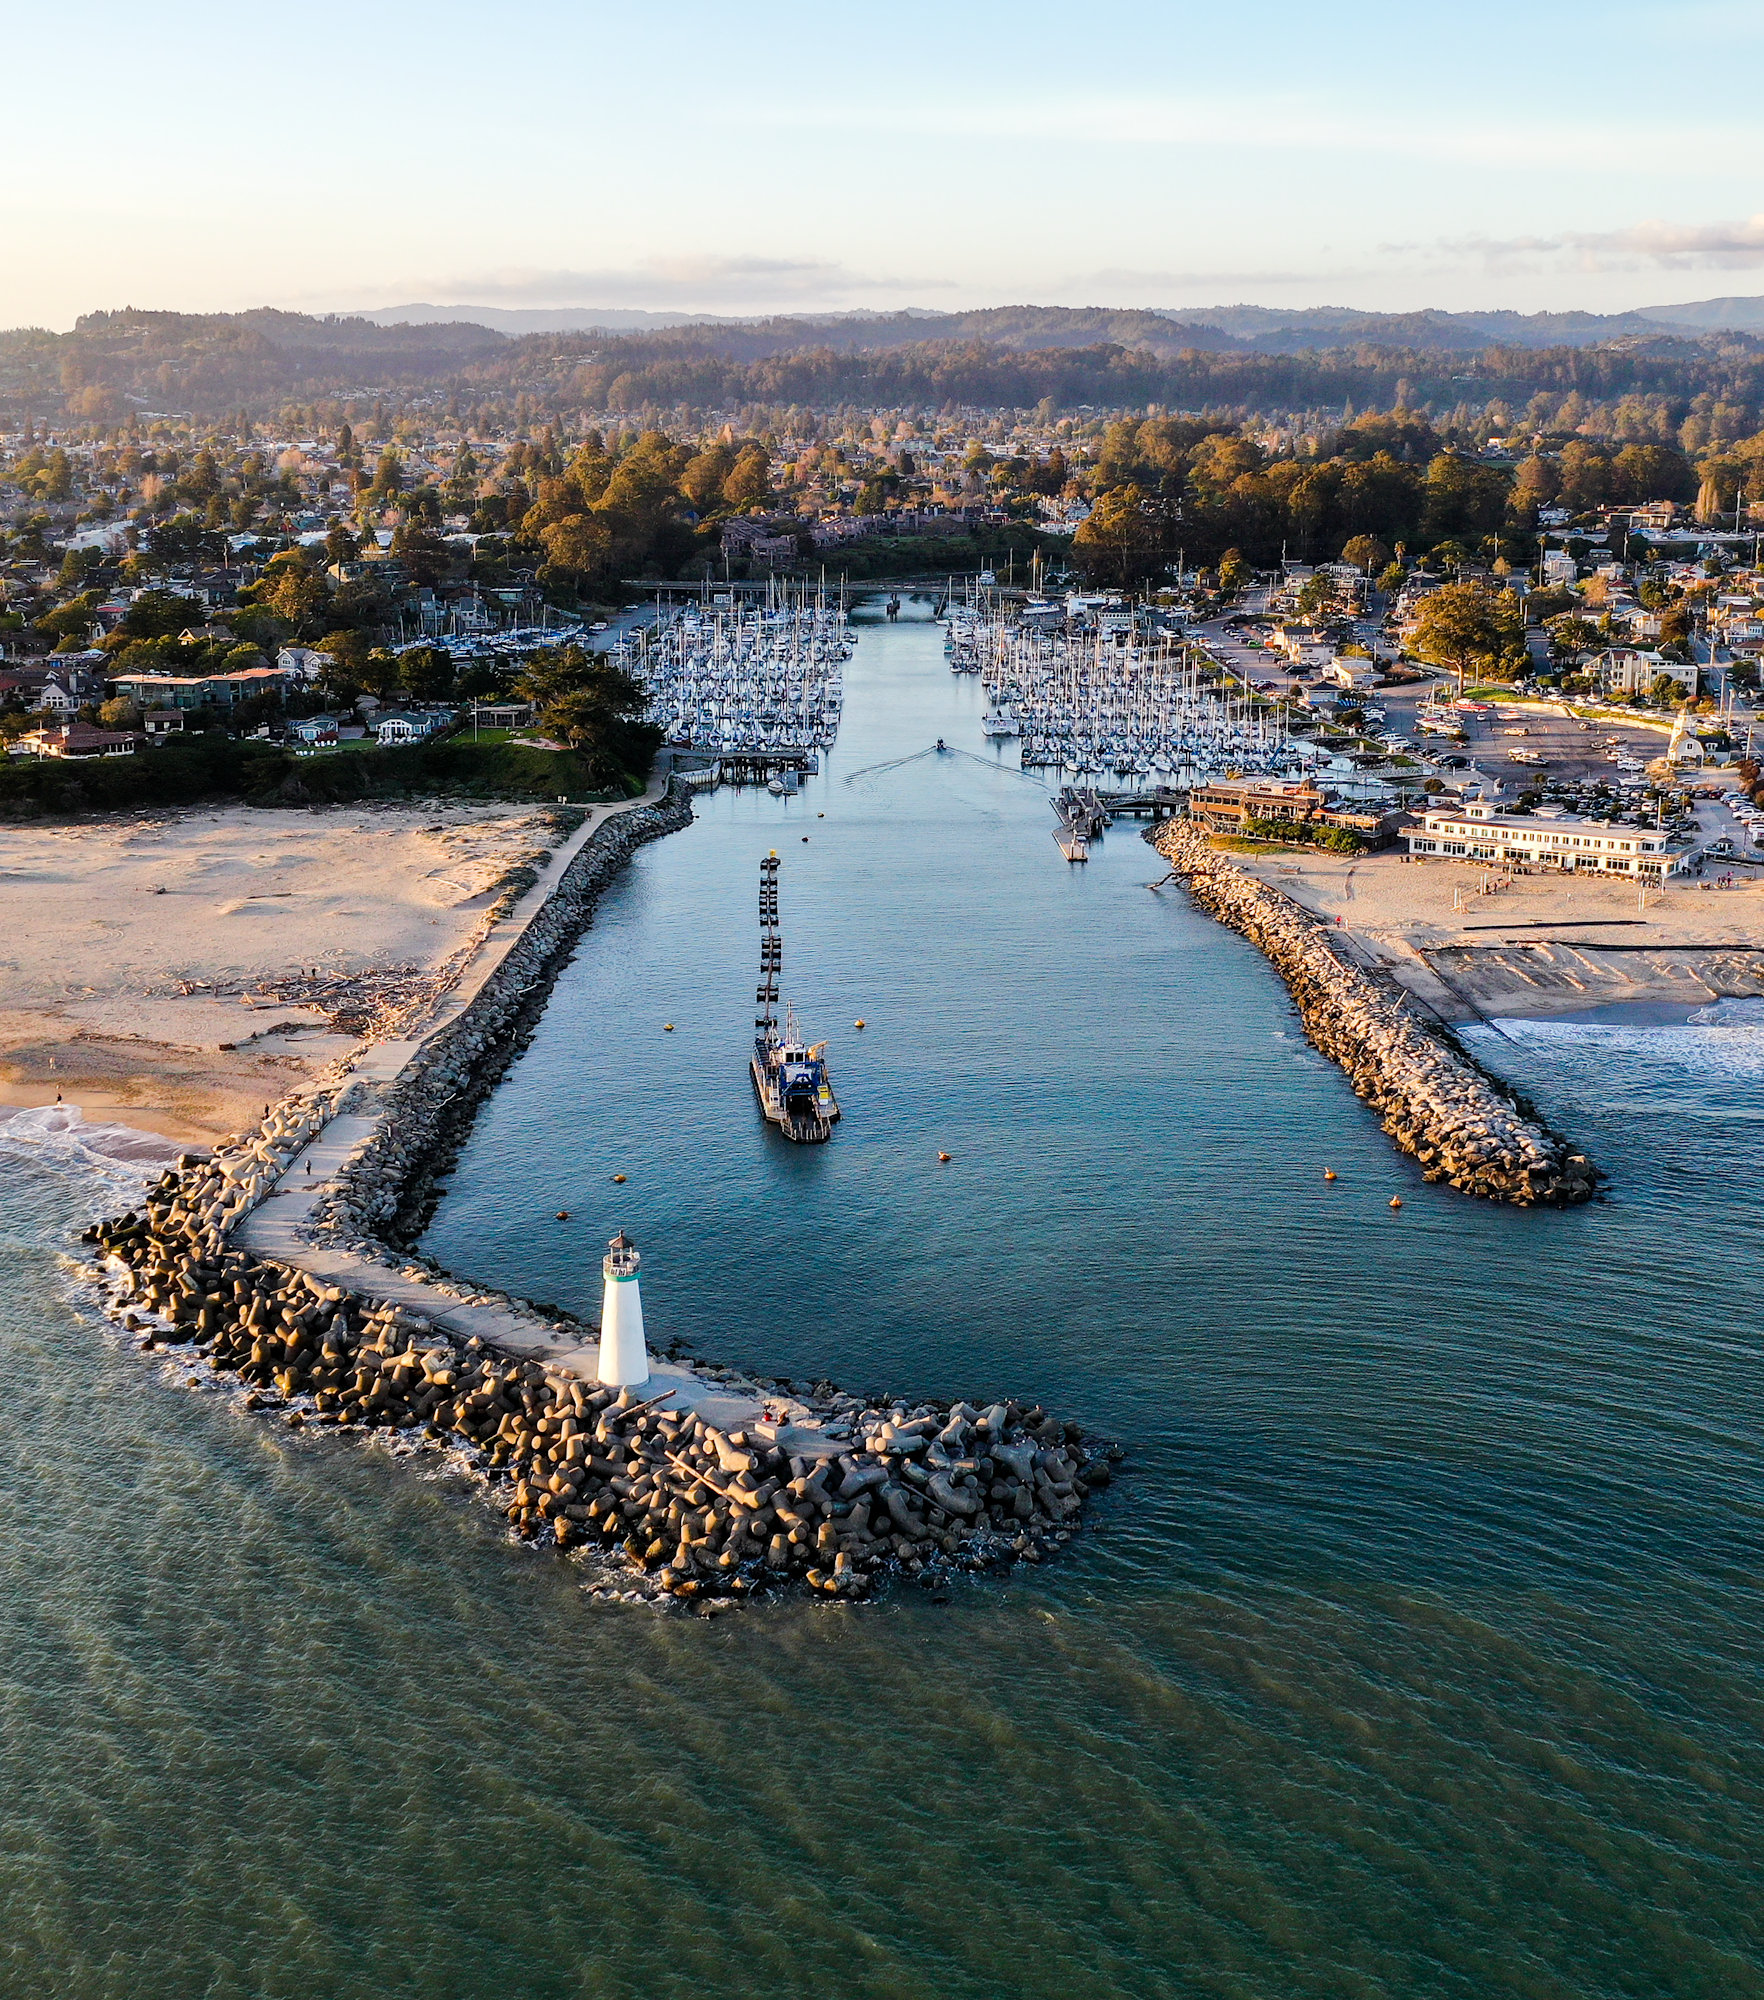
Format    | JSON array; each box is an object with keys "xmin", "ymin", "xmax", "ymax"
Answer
[{"xmin": 1403, "ymin": 801, "xmax": 1689, "ymax": 879}]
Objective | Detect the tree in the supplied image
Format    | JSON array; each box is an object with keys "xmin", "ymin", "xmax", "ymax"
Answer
[
  {"xmin": 390, "ymin": 521, "xmax": 449, "ymax": 587},
  {"xmin": 1295, "ymin": 573, "xmax": 1336, "ymax": 620},
  {"xmin": 512, "ymin": 644, "xmax": 660, "ymax": 784},
  {"xmin": 1420, "ymin": 453, "xmax": 1511, "ymax": 545},
  {"xmin": 1217, "ymin": 548, "xmax": 1251, "ymax": 594},
  {"xmin": 1340, "ymin": 534, "xmax": 1390, "ymax": 573},
  {"xmin": 1072, "ymin": 483, "xmax": 1170, "ymax": 587},
  {"xmin": 1548, "ymin": 616, "xmax": 1604, "ymax": 661},
  {"xmin": 233, "ymin": 605, "xmax": 290, "ymax": 649},
  {"xmin": 721, "ymin": 444, "xmax": 772, "ymax": 511},
  {"xmin": 262, "ymin": 561, "xmax": 327, "ymax": 637},
  {"xmin": 116, "ymin": 588, "xmax": 191, "ymax": 641},
  {"xmin": 399, "ymin": 645, "xmax": 456, "ymax": 703},
  {"xmin": 680, "ymin": 447, "xmax": 734, "ymax": 514},
  {"xmin": 540, "ymin": 513, "xmax": 615, "ymax": 579},
  {"xmin": 1411, "ymin": 580, "xmax": 1526, "ymax": 695}
]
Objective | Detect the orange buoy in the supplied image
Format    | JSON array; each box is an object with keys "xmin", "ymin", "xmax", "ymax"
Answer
[
  {"xmin": 937, "ymin": 1151, "xmax": 952, "ymax": 1162},
  {"xmin": 1324, "ymin": 1169, "xmax": 1337, "ymax": 1181},
  {"xmin": 1389, "ymin": 1196, "xmax": 1403, "ymax": 1209},
  {"xmin": 555, "ymin": 1210, "xmax": 570, "ymax": 1220},
  {"xmin": 612, "ymin": 1173, "xmax": 627, "ymax": 1184}
]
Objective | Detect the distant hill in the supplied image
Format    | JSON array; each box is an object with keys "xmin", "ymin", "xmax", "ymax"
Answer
[
  {"xmin": 1634, "ymin": 294, "xmax": 1764, "ymax": 333},
  {"xmin": 342, "ymin": 295, "xmax": 1764, "ymax": 351},
  {"xmin": 3, "ymin": 298, "xmax": 1761, "ymax": 424},
  {"xmin": 348, "ymin": 303, "xmax": 1244, "ymax": 353},
  {"xmin": 352, "ymin": 303, "xmax": 723, "ymax": 334}
]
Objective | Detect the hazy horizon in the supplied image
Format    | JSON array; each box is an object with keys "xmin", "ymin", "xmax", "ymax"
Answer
[{"xmin": 5, "ymin": 0, "xmax": 1764, "ymax": 333}]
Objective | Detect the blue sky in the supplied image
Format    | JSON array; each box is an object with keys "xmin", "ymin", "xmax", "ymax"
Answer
[{"xmin": 5, "ymin": 0, "xmax": 1763, "ymax": 327}]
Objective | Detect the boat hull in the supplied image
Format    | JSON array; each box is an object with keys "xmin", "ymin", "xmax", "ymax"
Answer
[{"xmin": 750, "ymin": 1057, "xmax": 837, "ymax": 1143}]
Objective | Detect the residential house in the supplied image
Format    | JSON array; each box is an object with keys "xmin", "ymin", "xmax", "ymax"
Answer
[
  {"xmin": 9, "ymin": 721, "xmax": 139, "ymax": 759},
  {"xmin": 469, "ymin": 700, "xmax": 535, "ymax": 730},
  {"xmin": 371, "ymin": 710, "xmax": 448, "ymax": 745},
  {"xmin": 143, "ymin": 709, "xmax": 183, "ymax": 741},
  {"xmin": 109, "ymin": 664, "xmax": 294, "ymax": 712},
  {"xmin": 277, "ymin": 646, "xmax": 335, "ymax": 683}
]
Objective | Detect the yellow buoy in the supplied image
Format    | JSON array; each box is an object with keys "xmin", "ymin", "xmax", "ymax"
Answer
[
  {"xmin": 664, "ymin": 1023, "xmax": 675, "ymax": 1031},
  {"xmin": 612, "ymin": 1173, "xmax": 627, "ymax": 1184},
  {"xmin": 854, "ymin": 1019, "xmax": 866, "ymax": 1029},
  {"xmin": 1389, "ymin": 1196, "xmax": 1403, "ymax": 1209},
  {"xmin": 1324, "ymin": 1169, "xmax": 1337, "ymax": 1181},
  {"xmin": 817, "ymin": 813, "xmax": 825, "ymax": 818}
]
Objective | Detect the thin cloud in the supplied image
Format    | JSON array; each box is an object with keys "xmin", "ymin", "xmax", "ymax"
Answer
[
  {"xmin": 1076, "ymin": 264, "xmax": 1389, "ymax": 295},
  {"xmin": 322, "ymin": 256, "xmax": 957, "ymax": 311},
  {"xmin": 1436, "ymin": 215, "xmax": 1764, "ymax": 273}
]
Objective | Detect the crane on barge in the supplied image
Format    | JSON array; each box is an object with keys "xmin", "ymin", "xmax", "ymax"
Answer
[{"xmin": 751, "ymin": 853, "xmax": 840, "ymax": 1142}]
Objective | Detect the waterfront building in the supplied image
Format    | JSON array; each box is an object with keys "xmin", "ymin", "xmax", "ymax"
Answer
[
  {"xmin": 1188, "ymin": 778, "xmax": 1399, "ymax": 845},
  {"xmin": 1190, "ymin": 778, "xmax": 1326, "ymax": 827},
  {"xmin": 1403, "ymin": 801, "xmax": 1689, "ymax": 877}
]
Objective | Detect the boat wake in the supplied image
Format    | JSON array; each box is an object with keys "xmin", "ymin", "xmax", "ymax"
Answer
[{"xmin": 842, "ymin": 743, "xmax": 1053, "ymax": 788}]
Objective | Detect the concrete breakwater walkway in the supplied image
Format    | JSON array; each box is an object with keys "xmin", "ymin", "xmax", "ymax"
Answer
[
  {"xmin": 1153, "ymin": 820, "xmax": 1597, "ymax": 1206},
  {"xmin": 83, "ymin": 773, "xmax": 1113, "ymax": 1602}
]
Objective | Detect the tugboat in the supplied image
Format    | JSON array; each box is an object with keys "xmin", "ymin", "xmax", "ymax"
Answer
[{"xmin": 751, "ymin": 853, "xmax": 840, "ymax": 1142}]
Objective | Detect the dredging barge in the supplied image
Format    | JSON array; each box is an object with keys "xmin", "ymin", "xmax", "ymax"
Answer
[{"xmin": 751, "ymin": 852, "xmax": 840, "ymax": 1142}]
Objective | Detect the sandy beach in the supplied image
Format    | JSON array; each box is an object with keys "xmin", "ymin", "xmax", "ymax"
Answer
[
  {"xmin": 1217, "ymin": 842, "xmax": 1764, "ymax": 1020},
  {"xmin": 0, "ymin": 804, "xmax": 569, "ymax": 1146}
]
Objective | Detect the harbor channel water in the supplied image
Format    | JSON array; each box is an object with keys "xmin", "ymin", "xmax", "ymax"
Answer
[{"xmin": 2, "ymin": 601, "xmax": 1761, "ymax": 1997}]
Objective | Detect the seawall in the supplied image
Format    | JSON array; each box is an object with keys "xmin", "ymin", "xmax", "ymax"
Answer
[{"xmin": 1153, "ymin": 819, "xmax": 1597, "ymax": 1206}]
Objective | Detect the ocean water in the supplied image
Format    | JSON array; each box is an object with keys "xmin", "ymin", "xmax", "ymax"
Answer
[{"xmin": 3, "ymin": 604, "xmax": 1761, "ymax": 1998}]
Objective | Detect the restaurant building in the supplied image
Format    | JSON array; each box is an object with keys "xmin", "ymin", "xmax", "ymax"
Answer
[{"xmin": 1403, "ymin": 801, "xmax": 1688, "ymax": 878}]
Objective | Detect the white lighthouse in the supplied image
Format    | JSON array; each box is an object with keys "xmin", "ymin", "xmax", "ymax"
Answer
[{"xmin": 596, "ymin": 1230, "xmax": 650, "ymax": 1388}]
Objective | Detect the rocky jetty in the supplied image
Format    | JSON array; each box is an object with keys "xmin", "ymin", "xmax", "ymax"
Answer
[
  {"xmin": 79, "ymin": 780, "xmax": 1118, "ymax": 1604},
  {"xmin": 86, "ymin": 1170, "xmax": 1117, "ymax": 1604},
  {"xmin": 316, "ymin": 785, "xmax": 696, "ymax": 1256},
  {"xmin": 1154, "ymin": 819, "xmax": 1596, "ymax": 1205}
]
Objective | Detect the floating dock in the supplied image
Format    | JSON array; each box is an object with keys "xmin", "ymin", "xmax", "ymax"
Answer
[{"xmin": 750, "ymin": 854, "xmax": 840, "ymax": 1142}]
